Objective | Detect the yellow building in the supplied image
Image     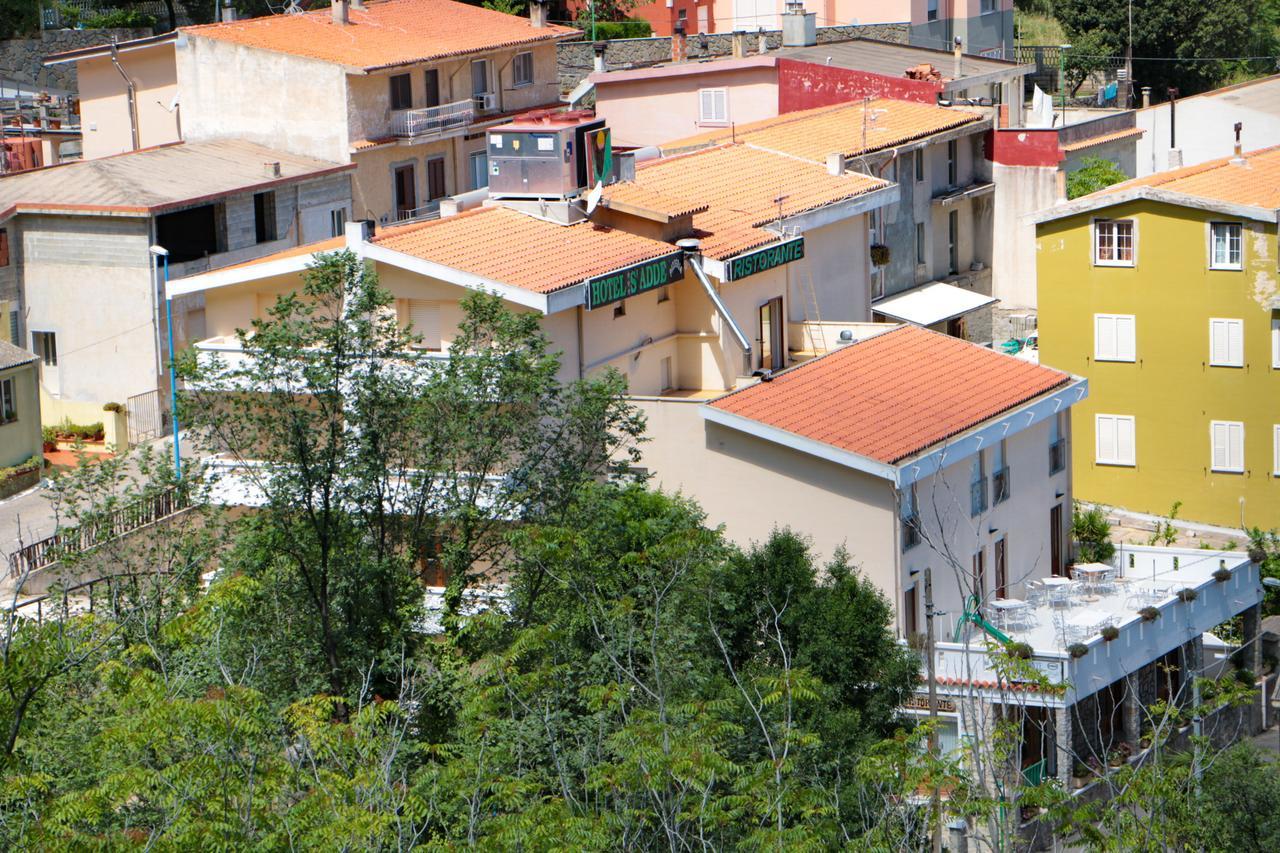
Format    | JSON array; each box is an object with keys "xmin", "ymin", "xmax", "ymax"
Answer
[{"xmin": 1035, "ymin": 146, "xmax": 1280, "ymax": 528}]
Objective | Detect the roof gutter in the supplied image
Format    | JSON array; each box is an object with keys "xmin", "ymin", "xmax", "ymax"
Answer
[{"xmin": 110, "ymin": 42, "xmax": 141, "ymax": 152}]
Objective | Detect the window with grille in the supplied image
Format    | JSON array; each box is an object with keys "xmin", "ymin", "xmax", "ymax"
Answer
[
  {"xmin": 1210, "ymin": 222, "xmax": 1242, "ymax": 269},
  {"xmin": 1094, "ymin": 219, "xmax": 1135, "ymax": 266},
  {"xmin": 698, "ymin": 88, "xmax": 728, "ymax": 124}
]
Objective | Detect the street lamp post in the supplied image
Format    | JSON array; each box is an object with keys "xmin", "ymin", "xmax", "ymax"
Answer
[
  {"xmin": 149, "ymin": 245, "xmax": 181, "ymax": 480},
  {"xmin": 1058, "ymin": 43, "xmax": 1072, "ymax": 128}
]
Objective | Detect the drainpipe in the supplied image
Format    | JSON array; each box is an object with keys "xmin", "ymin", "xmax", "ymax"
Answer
[
  {"xmin": 110, "ymin": 41, "xmax": 140, "ymax": 151},
  {"xmin": 681, "ymin": 238, "xmax": 752, "ymax": 374}
]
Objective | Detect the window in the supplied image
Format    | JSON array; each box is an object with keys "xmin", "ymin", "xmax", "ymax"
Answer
[
  {"xmin": 389, "ymin": 73, "xmax": 412, "ymax": 111},
  {"xmin": 426, "ymin": 157, "xmax": 447, "ymax": 202},
  {"xmin": 927, "ymin": 0, "xmax": 938, "ymax": 21},
  {"xmin": 1049, "ymin": 411, "xmax": 1066, "ymax": 475},
  {"xmin": 759, "ymin": 297, "xmax": 783, "ymax": 371},
  {"xmin": 1210, "ymin": 222, "xmax": 1242, "ymax": 270},
  {"xmin": 660, "ymin": 356, "xmax": 673, "ymax": 392},
  {"xmin": 329, "ymin": 207, "xmax": 347, "ymax": 238},
  {"xmin": 1094, "ymin": 219, "xmax": 1135, "ymax": 266},
  {"xmin": 915, "ymin": 222, "xmax": 925, "ymax": 266},
  {"xmin": 914, "ymin": 150, "xmax": 925, "ymax": 183},
  {"xmin": 994, "ymin": 537, "xmax": 1008, "ymax": 599},
  {"xmin": 901, "ymin": 483, "xmax": 920, "ymax": 550},
  {"xmin": 1210, "ymin": 420, "xmax": 1245, "ymax": 473},
  {"xmin": 970, "ymin": 452, "xmax": 987, "ymax": 516},
  {"xmin": 903, "ymin": 586, "xmax": 918, "ymax": 638},
  {"xmin": 0, "ymin": 377, "xmax": 14, "ymax": 424},
  {"xmin": 1209, "ymin": 318, "xmax": 1244, "ymax": 367},
  {"xmin": 471, "ymin": 59, "xmax": 490, "ymax": 98},
  {"xmin": 948, "ymin": 210, "xmax": 959, "ymax": 275},
  {"xmin": 981, "ymin": 0, "xmax": 996, "ymax": 11},
  {"xmin": 947, "ymin": 140, "xmax": 957, "ymax": 186},
  {"xmin": 1274, "ymin": 425, "xmax": 1280, "ymax": 476},
  {"xmin": 0, "ymin": 228, "xmax": 8, "ymax": 267},
  {"xmin": 973, "ymin": 548, "xmax": 987, "ymax": 599},
  {"xmin": 698, "ymin": 88, "xmax": 728, "ymax": 124},
  {"xmin": 513, "ymin": 52, "xmax": 534, "ymax": 88},
  {"xmin": 469, "ymin": 150, "xmax": 489, "ymax": 191},
  {"xmin": 1095, "ymin": 414, "xmax": 1136, "ymax": 466},
  {"xmin": 613, "ymin": 300, "xmax": 626, "ymax": 319},
  {"xmin": 1273, "ymin": 315, "xmax": 1280, "ymax": 368},
  {"xmin": 992, "ymin": 439, "xmax": 1010, "ymax": 505},
  {"xmin": 424, "ymin": 68, "xmax": 440, "ymax": 108},
  {"xmin": 32, "ymin": 331, "xmax": 56, "ymax": 367},
  {"xmin": 408, "ymin": 300, "xmax": 442, "ymax": 351},
  {"xmin": 253, "ymin": 191, "xmax": 277, "ymax": 244},
  {"xmin": 1093, "ymin": 313, "xmax": 1136, "ymax": 362},
  {"xmin": 393, "ymin": 163, "xmax": 417, "ymax": 218},
  {"xmin": 8, "ymin": 310, "xmax": 18, "ymax": 347},
  {"xmin": 657, "ymin": 286, "xmax": 670, "ymax": 304}
]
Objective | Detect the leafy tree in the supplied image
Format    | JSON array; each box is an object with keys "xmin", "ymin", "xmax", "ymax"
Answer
[
  {"xmin": 0, "ymin": 0, "xmax": 41, "ymax": 39},
  {"xmin": 1248, "ymin": 526, "xmax": 1280, "ymax": 614},
  {"xmin": 1071, "ymin": 501, "xmax": 1116, "ymax": 563},
  {"xmin": 1066, "ymin": 157, "xmax": 1128, "ymax": 199}
]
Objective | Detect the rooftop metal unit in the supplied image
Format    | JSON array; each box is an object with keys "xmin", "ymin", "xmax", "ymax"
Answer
[{"xmin": 487, "ymin": 110, "xmax": 607, "ymax": 201}]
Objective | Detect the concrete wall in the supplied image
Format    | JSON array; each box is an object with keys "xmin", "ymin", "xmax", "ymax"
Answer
[
  {"xmin": 595, "ymin": 64, "xmax": 779, "ymax": 147},
  {"xmin": 1134, "ymin": 81, "xmax": 1280, "ymax": 177},
  {"xmin": 0, "ymin": 362, "xmax": 42, "ymax": 469},
  {"xmin": 1037, "ymin": 199, "xmax": 1280, "ymax": 527},
  {"xmin": 710, "ymin": 0, "xmax": 910, "ymax": 33},
  {"xmin": 557, "ymin": 22, "xmax": 910, "ymax": 93},
  {"xmin": 907, "ymin": 0, "xmax": 1013, "ymax": 56},
  {"xmin": 900, "ymin": 416, "xmax": 1071, "ymax": 623},
  {"xmin": 0, "ymin": 28, "xmax": 149, "ymax": 95},
  {"xmin": 177, "ymin": 36, "xmax": 351, "ymax": 163},
  {"xmin": 633, "ymin": 396, "xmax": 901, "ymax": 596},
  {"xmin": 76, "ymin": 43, "xmax": 179, "ymax": 160}
]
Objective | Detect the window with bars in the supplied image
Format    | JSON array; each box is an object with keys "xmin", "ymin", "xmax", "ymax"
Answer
[
  {"xmin": 1094, "ymin": 219, "xmax": 1135, "ymax": 265},
  {"xmin": 1210, "ymin": 222, "xmax": 1242, "ymax": 269}
]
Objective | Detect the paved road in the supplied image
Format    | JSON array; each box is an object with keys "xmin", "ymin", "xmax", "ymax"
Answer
[{"xmin": 0, "ymin": 479, "xmax": 58, "ymax": 560}]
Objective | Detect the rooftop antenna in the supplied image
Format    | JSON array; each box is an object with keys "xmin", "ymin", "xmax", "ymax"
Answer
[{"xmin": 774, "ymin": 188, "xmax": 790, "ymax": 226}]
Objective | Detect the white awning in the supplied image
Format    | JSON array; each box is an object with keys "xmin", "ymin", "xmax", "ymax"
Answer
[{"xmin": 872, "ymin": 281, "xmax": 998, "ymax": 327}]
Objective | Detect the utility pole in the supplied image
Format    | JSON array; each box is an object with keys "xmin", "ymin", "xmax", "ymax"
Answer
[
  {"xmin": 1058, "ymin": 44, "xmax": 1072, "ymax": 128},
  {"xmin": 926, "ymin": 567, "xmax": 943, "ymax": 853}
]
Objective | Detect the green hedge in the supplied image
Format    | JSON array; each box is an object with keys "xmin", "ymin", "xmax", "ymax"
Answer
[{"xmin": 583, "ymin": 19, "xmax": 653, "ymax": 40}]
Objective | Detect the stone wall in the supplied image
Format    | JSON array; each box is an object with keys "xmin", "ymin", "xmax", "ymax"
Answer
[
  {"xmin": 0, "ymin": 28, "xmax": 151, "ymax": 96},
  {"xmin": 558, "ymin": 23, "xmax": 909, "ymax": 94}
]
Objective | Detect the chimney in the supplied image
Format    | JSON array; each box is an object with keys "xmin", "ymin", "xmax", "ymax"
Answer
[
  {"xmin": 732, "ymin": 30, "xmax": 747, "ymax": 59},
  {"xmin": 1231, "ymin": 121, "xmax": 1246, "ymax": 165},
  {"xmin": 782, "ymin": 2, "xmax": 817, "ymax": 48},
  {"xmin": 672, "ymin": 22, "xmax": 687, "ymax": 63},
  {"xmin": 1141, "ymin": 86, "xmax": 1151, "ymax": 109},
  {"xmin": 332, "ymin": 0, "xmax": 349, "ymax": 25},
  {"xmin": 1167, "ymin": 148, "xmax": 1183, "ymax": 169},
  {"xmin": 264, "ymin": 161, "xmax": 281, "ymax": 178},
  {"xmin": 592, "ymin": 41, "xmax": 607, "ymax": 73},
  {"xmin": 529, "ymin": 0, "xmax": 548, "ymax": 28},
  {"xmin": 826, "ymin": 152, "xmax": 845, "ymax": 176},
  {"xmin": 350, "ymin": 0, "xmax": 364, "ymax": 7},
  {"xmin": 953, "ymin": 36, "xmax": 962, "ymax": 81},
  {"xmin": 221, "ymin": 0, "xmax": 236, "ymax": 22}
]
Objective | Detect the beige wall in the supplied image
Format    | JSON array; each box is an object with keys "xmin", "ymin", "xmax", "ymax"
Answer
[
  {"xmin": 178, "ymin": 36, "xmax": 351, "ymax": 162},
  {"xmin": 352, "ymin": 138, "xmax": 456, "ymax": 225},
  {"xmin": 0, "ymin": 363, "xmax": 41, "ymax": 468},
  {"xmin": 595, "ymin": 66, "xmax": 780, "ymax": 148},
  {"xmin": 77, "ymin": 44, "xmax": 180, "ymax": 160},
  {"xmin": 634, "ymin": 396, "xmax": 901, "ymax": 597}
]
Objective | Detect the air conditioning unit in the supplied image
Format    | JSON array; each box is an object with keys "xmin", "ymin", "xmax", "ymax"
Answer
[{"xmin": 473, "ymin": 93, "xmax": 497, "ymax": 111}]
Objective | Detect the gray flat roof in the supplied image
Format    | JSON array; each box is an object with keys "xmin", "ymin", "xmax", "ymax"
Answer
[
  {"xmin": 0, "ymin": 340, "xmax": 37, "ymax": 371},
  {"xmin": 776, "ymin": 38, "xmax": 1028, "ymax": 85},
  {"xmin": 0, "ymin": 139, "xmax": 352, "ymax": 219}
]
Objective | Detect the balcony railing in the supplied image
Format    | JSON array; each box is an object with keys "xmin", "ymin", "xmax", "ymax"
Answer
[
  {"xmin": 1049, "ymin": 439, "xmax": 1066, "ymax": 475},
  {"xmin": 992, "ymin": 467, "xmax": 1010, "ymax": 506},
  {"xmin": 970, "ymin": 479, "xmax": 988, "ymax": 517},
  {"xmin": 390, "ymin": 99, "xmax": 475, "ymax": 139}
]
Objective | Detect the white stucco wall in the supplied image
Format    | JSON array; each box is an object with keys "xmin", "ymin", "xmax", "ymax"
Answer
[
  {"xmin": 77, "ymin": 44, "xmax": 180, "ymax": 160},
  {"xmin": 991, "ymin": 161, "xmax": 1058, "ymax": 309},
  {"xmin": 1135, "ymin": 81, "xmax": 1280, "ymax": 177}
]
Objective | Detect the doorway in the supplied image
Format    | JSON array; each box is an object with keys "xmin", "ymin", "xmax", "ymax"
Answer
[
  {"xmin": 758, "ymin": 296, "xmax": 784, "ymax": 371},
  {"xmin": 393, "ymin": 163, "xmax": 417, "ymax": 219},
  {"xmin": 1050, "ymin": 504, "xmax": 1064, "ymax": 576}
]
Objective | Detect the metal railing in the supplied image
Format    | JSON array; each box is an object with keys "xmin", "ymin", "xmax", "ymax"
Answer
[
  {"xmin": 392, "ymin": 203, "xmax": 443, "ymax": 224},
  {"xmin": 992, "ymin": 467, "xmax": 1011, "ymax": 506},
  {"xmin": 7, "ymin": 486, "xmax": 192, "ymax": 579},
  {"xmin": 390, "ymin": 99, "xmax": 475, "ymax": 139},
  {"xmin": 1049, "ymin": 439, "xmax": 1066, "ymax": 475}
]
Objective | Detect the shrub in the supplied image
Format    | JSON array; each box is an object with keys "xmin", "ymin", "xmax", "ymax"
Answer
[
  {"xmin": 581, "ymin": 19, "xmax": 653, "ymax": 40},
  {"xmin": 1177, "ymin": 587, "xmax": 1199, "ymax": 603},
  {"xmin": 1006, "ymin": 641, "xmax": 1033, "ymax": 660},
  {"xmin": 1072, "ymin": 501, "xmax": 1115, "ymax": 563},
  {"xmin": 1213, "ymin": 566, "xmax": 1232, "ymax": 582},
  {"xmin": 1100, "ymin": 624, "xmax": 1120, "ymax": 641},
  {"xmin": 81, "ymin": 8, "xmax": 156, "ymax": 29},
  {"xmin": 869, "ymin": 243, "xmax": 891, "ymax": 266},
  {"xmin": 102, "ymin": 402, "xmax": 125, "ymax": 413},
  {"xmin": 1066, "ymin": 156, "xmax": 1128, "ymax": 199},
  {"xmin": 1233, "ymin": 667, "xmax": 1256, "ymax": 687},
  {"xmin": 1067, "ymin": 642, "xmax": 1089, "ymax": 659},
  {"xmin": 1139, "ymin": 605, "xmax": 1160, "ymax": 622},
  {"xmin": 55, "ymin": 419, "xmax": 104, "ymax": 442}
]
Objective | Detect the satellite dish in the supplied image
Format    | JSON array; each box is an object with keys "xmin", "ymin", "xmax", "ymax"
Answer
[{"xmin": 584, "ymin": 181, "xmax": 603, "ymax": 215}]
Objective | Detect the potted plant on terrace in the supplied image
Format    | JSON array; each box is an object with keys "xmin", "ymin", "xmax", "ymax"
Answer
[
  {"xmin": 869, "ymin": 243, "xmax": 891, "ymax": 267},
  {"xmin": 1139, "ymin": 606, "xmax": 1160, "ymax": 622}
]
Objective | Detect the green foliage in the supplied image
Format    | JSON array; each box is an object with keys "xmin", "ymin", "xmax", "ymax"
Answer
[
  {"xmin": 0, "ymin": 455, "xmax": 42, "ymax": 484},
  {"xmin": 1071, "ymin": 501, "xmax": 1115, "ymax": 563},
  {"xmin": 0, "ymin": 0, "xmax": 41, "ymax": 38},
  {"xmin": 1248, "ymin": 527, "xmax": 1280, "ymax": 614},
  {"xmin": 80, "ymin": 7, "xmax": 157, "ymax": 28},
  {"xmin": 482, "ymin": 0, "xmax": 525, "ymax": 14},
  {"xmin": 1066, "ymin": 156, "xmax": 1129, "ymax": 199},
  {"xmin": 1147, "ymin": 500, "xmax": 1183, "ymax": 546},
  {"xmin": 53, "ymin": 419, "xmax": 103, "ymax": 441}
]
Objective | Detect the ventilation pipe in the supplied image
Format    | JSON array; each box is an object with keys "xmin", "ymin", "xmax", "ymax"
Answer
[
  {"xmin": 332, "ymin": 0, "xmax": 349, "ymax": 25},
  {"xmin": 592, "ymin": 41, "xmax": 607, "ymax": 73},
  {"xmin": 221, "ymin": 0, "xmax": 236, "ymax": 22},
  {"xmin": 109, "ymin": 41, "xmax": 140, "ymax": 151},
  {"xmin": 1231, "ymin": 121, "xmax": 1246, "ymax": 165},
  {"xmin": 681, "ymin": 238, "xmax": 753, "ymax": 373},
  {"xmin": 529, "ymin": 0, "xmax": 548, "ymax": 28},
  {"xmin": 953, "ymin": 36, "xmax": 963, "ymax": 81},
  {"xmin": 826, "ymin": 152, "xmax": 845, "ymax": 176},
  {"xmin": 1141, "ymin": 86, "xmax": 1151, "ymax": 109},
  {"xmin": 1166, "ymin": 87, "xmax": 1182, "ymax": 169}
]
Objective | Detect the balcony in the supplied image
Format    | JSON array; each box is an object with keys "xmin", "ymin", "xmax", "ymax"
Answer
[{"xmin": 390, "ymin": 99, "xmax": 475, "ymax": 140}]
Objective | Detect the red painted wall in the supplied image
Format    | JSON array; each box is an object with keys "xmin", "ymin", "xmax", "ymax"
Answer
[
  {"xmin": 777, "ymin": 59, "xmax": 942, "ymax": 113},
  {"xmin": 987, "ymin": 127, "xmax": 1062, "ymax": 167}
]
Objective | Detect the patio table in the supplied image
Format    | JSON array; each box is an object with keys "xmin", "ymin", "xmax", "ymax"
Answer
[
  {"xmin": 991, "ymin": 598, "xmax": 1033, "ymax": 630},
  {"xmin": 1073, "ymin": 563, "xmax": 1116, "ymax": 596}
]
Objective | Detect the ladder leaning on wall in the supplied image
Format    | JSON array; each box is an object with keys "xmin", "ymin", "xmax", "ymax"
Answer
[{"xmin": 782, "ymin": 225, "xmax": 827, "ymax": 360}]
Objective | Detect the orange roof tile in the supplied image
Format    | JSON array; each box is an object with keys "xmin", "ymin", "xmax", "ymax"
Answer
[
  {"xmin": 664, "ymin": 98, "xmax": 986, "ymax": 162},
  {"xmin": 184, "ymin": 0, "xmax": 578, "ymax": 71},
  {"xmin": 370, "ymin": 206, "xmax": 677, "ymax": 294},
  {"xmin": 1094, "ymin": 143, "xmax": 1280, "ymax": 210},
  {"xmin": 601, "ymin": 183, "xmax": 709, "ymax": 219},
  {"xmin": 628, "ymin": 144, "xmax": 890, "ymax": 259},
  {"xmin": 1059, "ymin": 127, "xmax": 1145, "ymax": 153},
  {"xmin": 215, "ymin": 235, "xmax": 347, "ymax": 273},
  {"xmin": 709, "ymin": 325, "xmax": 1072, "ymax": 464}
]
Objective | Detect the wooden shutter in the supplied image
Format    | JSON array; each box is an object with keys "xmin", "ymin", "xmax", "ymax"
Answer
[{"xmin": 427, "ymin": 159, "xmax": 447, "ymax": 201}]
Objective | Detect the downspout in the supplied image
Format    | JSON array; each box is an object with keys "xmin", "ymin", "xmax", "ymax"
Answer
[
  {"xmin": 110, "ymin": 42, "xmax": 140, "ymax": 151},
  {"xmin": 681, "ymin": 239, "xmax": 752, "ymax": 374}
]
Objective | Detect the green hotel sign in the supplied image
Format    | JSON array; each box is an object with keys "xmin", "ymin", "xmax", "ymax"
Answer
[
  {"xmin": 584, "ymin": 252, "xmax": 685, "ymax": 310},
  {"xmin": 726, "ymin": 237, "xmax": 805, "ymax": 281}
]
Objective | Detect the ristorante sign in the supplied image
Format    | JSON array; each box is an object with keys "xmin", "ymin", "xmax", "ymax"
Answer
[{"xmin": 725, "ymin": 237, "xmax": 805, "ymax": 281}]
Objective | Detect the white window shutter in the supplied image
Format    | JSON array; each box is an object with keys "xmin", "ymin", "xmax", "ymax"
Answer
[
  {"xmin": 1095, "ymin": 315, "xmax": 1115, "ymax": 360},
  {"xmin": 1272, "ymin": 317, "xmax": 1280, "ymax": 368},
  {"xmin": 1117, "ymin": 315, "xmax": 1136, "ymax": 361},
  {"xmin": 1273, "ymin": 424, "xmax": 1280, "ymax": 475},
  {"xmin": 1212, "ymin": 422, "xmax": 1229, "ymax": 470},
  {"xmin": 1096, "ymin": 415, "xmax": 1116, "ymax": 463},
  {"xmin": 1228, "ymin": 319, "xmax": 1243, "ymax": 366},
  {"xmin": 1229, "ymin": 422, "xmax": 1244, "ymax": 470},
  {"xmin": 714, "ymin": 90, "xmax": 727, "ymax": 122},
  {"xmin": 408, "ymin": 300, "xmax": 442, "ymax": 350},
  {"xmin": 699, "ymin": 90, "xmax": 713, "ymax": 121},
  {"xmin": 1117, "ymin": 417, "xmax": 1135, "ymax": 465}
]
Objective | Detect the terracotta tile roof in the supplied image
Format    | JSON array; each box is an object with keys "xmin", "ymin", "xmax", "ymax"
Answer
[
  {"xmin": 601, "ymin": 183, "xmax": 709, "ymax": 219},
  {"xmin": 350, "ymin": 137, "xmax": 397, "ymax": 151},
  {"xmin": 1094, "ymin": 144, "xmax": 1280, "ymax": 210},
  {"xmin": 709, "ymin": 324, "xmax": 1072, "ymax": 464},
  {"xmin": 214, "ymin": 235, "xmax": 347, "ymax": 273},
  {"xmin": 629, "ymin": 144, "xmax": 891, "ymax": 259},
  {"xmin": 370, "ymin": 206, "xmax": 677, "ymax": 294},
  {"xmin": 184, "ymin": 0, "xmax": 578, "ymax": 71},
  {"xmin": 663, "ymin": 98, "xmax": 986, "ymax": 162},
  {"xmin": 1058, "ymin": 126, "xmax": 1145, "ymax": 153}
]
